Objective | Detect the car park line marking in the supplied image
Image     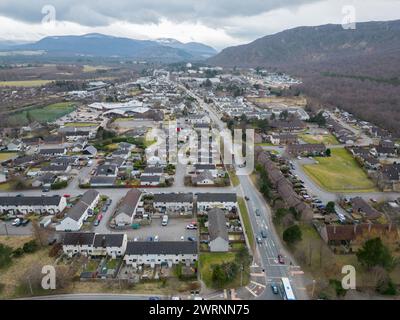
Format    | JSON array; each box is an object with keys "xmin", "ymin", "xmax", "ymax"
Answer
[
  {"xmin": 251, "ymin": 281, "xmax": 266, "ymax": 288},
  {"xmin": 245, "ymin": 286, "xmax": 258, "ymax": 297},
  {"xmin": 250, "ymin": 273, "xmax": 265, "ymax": 277}
]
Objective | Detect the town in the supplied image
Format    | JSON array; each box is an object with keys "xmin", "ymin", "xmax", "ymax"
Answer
[{"xmin": 0, "ymin": 61, "xmax": 399, "ymax": 301}]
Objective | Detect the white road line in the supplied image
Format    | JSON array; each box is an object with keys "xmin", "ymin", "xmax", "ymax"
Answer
[
  {"xmin": 251, "ymin": 281, "xmax": 266, "ymax": 288},
  {"xmin": 245, "ymin": 286, "xmax": 258, "ymax": 297}
]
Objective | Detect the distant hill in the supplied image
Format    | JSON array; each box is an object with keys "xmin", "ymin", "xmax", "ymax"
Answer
[
  {"xmin": 156, "ymin": 38, "xmax": 217, "ymax": 58},
  {"xmin": 208, "ymin": 20, "xmax": 400, "ymax": 135},
  {"xmin": 8, "ymin": 33, "xmax": 216, "ymax": 62}
]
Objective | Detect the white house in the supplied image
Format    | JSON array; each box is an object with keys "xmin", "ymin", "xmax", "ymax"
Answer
[
  {"xmin": 62, "ymin": 232, "xmax": 96, "ymax": 257},
  {"xmin": 196, "ymin": 193, "xmax": 237, "ymax": 212},
  {"xmin": 92, "ymin": 234, "xmax": 128, "ymax": 259},
  {"xmin": 7, "ymin": 140, "xmax": 23, "ymax": 151},
  {"xmin": 0, "ymin": 195, "xmax": 67, "ymax": 215},
  {"xmin": 124, "ymin": 241, "xmax": 198, "ymax": 268},
  {"xmin": 153, "ymin": 193, "xmax": 193, "ymax": 213},
  {"xmin": 114, "ymin": 189, "xmax": 143, "ymax": 226},
  {"xmin": 206, "ymin": 208, "xmax": 229, "ymax": 252},
  {"xmin": 56, "ymin": 190, "xmax": 100, "ymax": 231}
]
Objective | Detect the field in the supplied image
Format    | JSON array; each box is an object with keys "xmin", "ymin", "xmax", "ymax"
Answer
[
  {"xmin": 299, "ymin": 133, "xmax": 339, "ymax": 145},
  {"xmin": 303, "ymin": 148, "xmax": 377, "ymax": 192},
  {"xmin": 199, "ymin": 252, "xmax": 249, "ymax": 289},
  {"xmin": 7, "ymin": 102, "xmax": 76, "ymax": 126},
  {"xmin": 64, "ymin": 122, "xmax": 97, "ymax": 127},
  {"xmin": 0, "ymin": 80, "xmax": 52, "ymax": 87},
  {"xmin": 0, "ymin": 152, "xmax": 17, "ymax": 162},
  {"xmin": 82, "ymin": 65, "xmax": 110, "ymax": 72},
  {"xmin": 249, "ymin": 96, "xmax": 307, "ymax": 107}
]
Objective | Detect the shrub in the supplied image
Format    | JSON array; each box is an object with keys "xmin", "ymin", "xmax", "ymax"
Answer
[
  {"xmin": 22, "ymin": 240, "xmax": 39, "ymax": 253},
  {"xmin": 12, "ymin": 248, "xmax": 24, "ymax": 258},
  {"xmin": 283, "ymin": 225, "xmax": 302, "ymax": 245},
  {"xmin": 0, "ymin": 244, "xmax": 13, "ymax": 268}
]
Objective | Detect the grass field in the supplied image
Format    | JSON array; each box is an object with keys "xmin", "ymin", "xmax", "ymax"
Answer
[
  {"xmin": 249, "ymin": 96, "xmax": 307, "ymax": 107},
  {"xmin": 0, "ymin": 152, "xmax": 17, "ymax": 162},
  {"xmin": 299, "ymin": 133, "xmax": 339, "ymax": 145},
  {"xmin": 7, "ymin": 102, "xmax": 76, "ymax": 126},
  {"xmin": 0, "ymin": 80, "xmax": 52, "ymax": 87},
  {"xmin": 199, "ymin": 252, "xmax": 249, "ymax": 289},
  {"xmin": 303, "ymin": 148, "xmax": 377, "ymax": 192},
  {"xmin": 238, "ymin": 197, "xmax": 254, "ymax": 250},
  {"xmin": 64, "ymin": 122, "xmax": 97, "ymax": 127},
  {"xmin": 82, "ymin": 65, "xmax": 110, "ymax": 72}
]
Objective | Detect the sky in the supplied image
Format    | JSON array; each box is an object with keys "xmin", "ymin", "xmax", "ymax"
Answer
[{"xmin": 0, "ymin": 0, "xmax": 399, "ymax": 50}]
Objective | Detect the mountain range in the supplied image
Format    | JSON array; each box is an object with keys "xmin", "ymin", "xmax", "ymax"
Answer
[
  {"xmin": 3, "ymin": 33, "xmax": 217, "ymax": 62},
  {"xmin": 208, "ymin": 19, "xmax": 400, "ymax": 135}
]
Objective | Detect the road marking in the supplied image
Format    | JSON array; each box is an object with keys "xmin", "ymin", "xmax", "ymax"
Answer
[
  {"xmin": 250, "ymin": 273, "xmax": 265, "ymax": 277},
  {"xmin": 245, "ymin": 286, "xmax": 258, "ymax": 297},
  {"xmin": 251, "ymin": 281, "xmax": 266, "ymax": 288}
]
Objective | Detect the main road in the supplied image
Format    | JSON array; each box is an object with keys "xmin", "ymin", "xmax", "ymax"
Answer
[{"xmin": 180, "ymin": 84, "xmax": 309, "ymax": 300}]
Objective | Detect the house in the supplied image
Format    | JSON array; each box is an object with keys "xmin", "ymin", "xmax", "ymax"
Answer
[
  {"xmin": 142, "ymin": 167, "xmax": 164, "ymax": 176},
  {"xmin": 83, "ymin": 145, "xmax": 98, "ymax": 157},
  {"xmin": 65, "ymin": 130, "xmax": 92, "ymax": 141},
  {"xmin": 39, "ymin": 148, "xmax": 66, "ymax": 157},
  {"xmin": 32, "ymin": 173, "xmax": 57, "ymax": 188},
  {"xmin": 287, "ymin": 143, "xmax": 326, "ymax": 156},
  {"xmin": 7, "ymin": 140, "xmax": 23, "ymax": 151},
  {"xmin": 146, "ymin": 155, "xmax": 167, "ymax": 166},
  {"xmin": 42, "ymin": 135, "xmax": 65, "ymax": 145},
  {"xmin": 270, "ymin": 119, "xmax": 306, "ymax": 131},
  {"xmin": 269, "ymin": 133, "xmax": 298, "ymax": 145},
  {"xmin": 111, "ymin": 149, "xmax": 131, "ymax": 159},
  {"xmin": 92, "ymin": 234, "xmax": 128, "ymax": 258},
  {"xmin": 62, "ymin": 232, "xmax": 96, "ymax": 257},
  {"xmin": 114, "ymin": 189, "xmax": 143, "ymax": 226},
  {"xmin": 153, "ymin": 193, "xmax": 193, "ymax": 213},
  {"xmin": 197, "ymin": 193, "xmax": 237, "ymax": 211},
  {"xmin": 192, "ymin": 170, "xmax": 215, "ymax": 185},
  {"xmin": 40, "ymin": 164, "xmax": 71, "ymax": 174},
  {"xmin": 377, "ymin": 164, "xmax": 400, "ymax": 191},
  {"xmin": 124, "ymin": 241, "xmax": 198, "ymax": 268},
  {"xmin": 351, "ymin": 197, "xmax": 382, "ymax": 220},
  {"xmin": 97, "ymin": 164, "xmax": 118, "ymax": 177},
  {"xmin": 140, "ymin": 175, "xmax": 162, "ymax": 186},
  {"xmin": 0, "ymin": 195, "xmax": 67, "ymax": 215},
  {"xmin": 56, "ymin": 190, "xmax": 100, "ymax": 231},
  {"xmin": 318, "ymin": 223, "xmax": 398, "ymax": 252},
  {"xmin": 207, "ymin": 208, "xmax": 229, "ymax": 252},
  {"xmin": 89, "ymin": 176, "xmax": 116, "ymax": 187}
]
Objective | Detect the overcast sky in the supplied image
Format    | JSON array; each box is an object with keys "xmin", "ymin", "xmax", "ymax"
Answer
[{"xmin": 0, "ymin": 0, "xmax": 399, "ymax": 50}]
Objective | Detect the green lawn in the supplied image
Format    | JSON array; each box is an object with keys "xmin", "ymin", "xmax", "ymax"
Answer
[
  {"xmin": 228, "ymin": 167, "xmax": 240, "ymax": 187},
  {"xmin": 303, "ymin": 148, "xmax": 377, "ymax": 192},
  {"xmin": 199, "ymin": 252, "xmax": 249, "ymax": 289},
  {"xmin": 0, "ymin": 152, "xmax": 17, "ymax": 162},
  {"xmin": 0, "ymin": 80, "xmax": 52, "ymax": 87},
  {"xmin": 8, "ymin": 102, "xmax": 76, "ymax": 126},
  {"xmin": 64, "ymin": 122, "xmax": 97, "ymax": 127},
  {"xmin": 299, "ymin": 133, "xmax": 339, "ymax": 145},
  {"xmin": 255, "ymin": 142, "xmax": 274, "ymax": 147},
  {"xmin": 238, "ymin": 197, "xmax": 254, "ymax": 250}
]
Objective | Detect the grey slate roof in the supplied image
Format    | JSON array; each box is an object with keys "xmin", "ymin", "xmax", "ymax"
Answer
[
  {"xmin": 115, "ymin": 189, "xmax": 142, "ymax": 218},
  {"xmin": 140, "ymin": 175, "xmax": 161, "ymax": 182},
  {"xmin": 0, "ymin": 195, "xmax": 63, "ymax": 206},
  {"xmin": 93, "ymin": 234, "xmax": 125, "ymax": 248},
  {"xmin": 208, "ymin": 208, "xmax": 229, "ymax": 242},
  {"xmin": 125, "ymin": 241, "xmax": 198, "ymax": 255},
  {"xmin": 196, "ymin": 193, "xmax": 237, "ymax": 203},
  {"xmin": 153, "ymin": 193, "xmax": 193, "ymax": 203},
  {"xmin": 63, "ymin": 232, "xmax": 95, "ymax": 246}
]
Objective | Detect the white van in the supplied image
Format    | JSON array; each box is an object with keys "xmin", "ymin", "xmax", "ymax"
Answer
[{"xmin": 162, "ymin": 215, "xmax": 169, "ymax": 226}]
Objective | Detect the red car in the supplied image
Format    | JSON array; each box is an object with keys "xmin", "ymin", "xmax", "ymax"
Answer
[
  {"xmin": 97, "ymin": 214, "xmax": 103, "ymax": 221},
  {"xmin": 277, "ymin": 254, "xmax": 285, "ymax": 264},
  {"xmin": 63, "ymin": 194, "xmax": 71, "ymax": 198}
]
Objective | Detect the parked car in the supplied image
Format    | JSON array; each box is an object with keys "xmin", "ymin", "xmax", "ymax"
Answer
[
  {"xmin": 186, "ymin": 224, "xmax": 197, "ymax": 230},
  {"xmin": 277, "ymin": 254, "xmax": 285, "ymax": 264},
  {"xmin": 154, "ymin": 235, "xmax": 159, "ymax": 242},
  {"xmin": 101, "ymin": 206, "xmax": 108, "ymax": 213},
  {"xmin": 180, "ymin": 236, "xmax": 185, "ymax": 241},
  {"xmin": 255, "ymin": 209, "xmax": 260, "ymax": 216},
  {"xmin": 93, "ymin": 220, "xmax": 100, "ymax": 226},
  {"xmin": 21, "ymin": 219, "xmax": 30, "ymax": 226},
  {"xmin": 63, "ymin": 194, "xmax": 71, "ymax": 198},
  {"xmin": 187, "ymin": 237, "xmax": 196, "ymax": 242},
  {"xmin": 271, "ymin": 283, "xmax": 279, "ymax": 294},
  {"xmin": 42, "ymin": 187, "xmax": 50, "ymax": 192},
  {"xmin": 97, "ymin": 214, "xmax": 103, "ymax": 221},
  {"xmin": 149, "ymin": 297, "xmax": 161, "ymax": 300},
  {"xmin": 106, "ymin": 198, "xmax": 112, "ymax": 205},
  {"xmin": 245, "ymin": 196, "xmax": 250, "ymax": 201},
  {"xmin": 12, "ymin": 218, "xmax": 21, "ymax": 226}
]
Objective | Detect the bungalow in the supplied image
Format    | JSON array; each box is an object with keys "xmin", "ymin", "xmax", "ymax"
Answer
[
  {"xmin": 192, "ymin": 170, "xmax": 215, "ymax": 185},
  {"xmin": 207, "ymin": 208, "xmax": 229, "ymax": 252},
  {"xmin": 377, "ymin": 164, "xmax": 400, "ymax": 191},
  {"xmin": 39, "ymin": 148, "xmax": 67, "ymax": 157},
  {"xmin": 153, "ymin": 193, "xmax": 193, "ymax": 213},
  {"xmin": 7, "ymin": 140, "xmax": 23, "ymax": 151},
  {"xmin": 56, "ymin": 190, "xmax": 100, "ymax": 231},
  {"xmin": 287, "ymin": 143, "xmax": 326, "ymax": 157},
  {"xmin": 83, "ymin": 145, "xmax": 98, "ymax": 157},
  {"xmin": 197, "ymin": 193, "xmax": 237, "ymax": 211},
  {"xmin": 0, "ymin": 195, "xmax": 67, "ymax": 215},
  {"xmin": 40, "ymin": 164, "xmax": 71, "ymax": 174},
  {"xmin": 65, "ymin": 130, "xmax": 91, "ymax": 141},
  {"xmin": 62, "ymin": 232, "xmax": 96, "ymax": 257},
  {"xmin": 147, "ymin": 155, "xmax": 167, "ymax": 166},
  {"xmin": 140, "ymin": 175, "xmax": 162, "ymax": 186},
  {"xmin": 114, "ymin": 189, "xmax": 143, "ymax": 226},
  {"xmin": 142, "ymin": 167, "xmax": 164, "ymax": 176},
  {"xmin": 124, "ymin": 241, "xmax": 198, "ymax": 268},
  {"xmin": 111, "ymin": 149, "xmax": 131, "ymax": 159},
  {"xmin": 92, "ymin": 234, "xmax": 128, "ymax": 258},
  {"xmin": 42, "ymin": 135, "xmax": 65, "ymax": 145},
  {"xmin": 32, "ymin": 173, "xmax": 57, "ymax": 188}
]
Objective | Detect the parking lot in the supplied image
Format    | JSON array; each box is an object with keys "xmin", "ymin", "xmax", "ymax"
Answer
[
  {"xmin": 0, "ymin": 221, "xmax": 33, "ymax": 236},
  {"xmin": 123, "ymin": 217, "xmax": 198, "ymax": 241}
]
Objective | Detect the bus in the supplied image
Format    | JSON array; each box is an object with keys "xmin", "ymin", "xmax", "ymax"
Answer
[{"xmin": 281, "ymin": 277, "xmax": 296, "ymax": 300}]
